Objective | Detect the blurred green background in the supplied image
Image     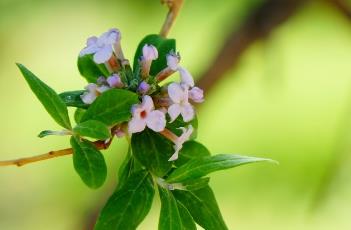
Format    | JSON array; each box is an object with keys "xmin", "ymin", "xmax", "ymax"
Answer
[{"xmin": 1, "ymin": 0, "xmax": 351, "ymax": 229}]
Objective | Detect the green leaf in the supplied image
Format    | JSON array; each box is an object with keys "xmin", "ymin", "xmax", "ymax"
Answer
[
  {"xmin": 116, "ymin": 147, "xmax": 133, "ymax": 191},
  {"xmin": 158, "ymin": 186, "xmax": 183, "ymax": 230},
  {"xmin": 73, "ymin": 120, "xmax": 111, "ymax": 140},
  {"xmin": 173, "ymin": 186, "xmax": 228, "ymax": 230},
  {"xmin": 17, "ymin": 63, "xmax": 71, "ymax": 129},
  {"xmin": 77, "ymin": 54, "xmax": 109, "ymax": 83},
  {"xmin": 74, "ymin": 108, "xmax": 86, "ymax": 124},
  {"xmin": 38, "ymin": 130, "xmax": 71, "ymax": 138},
  {"xmin": 59, "ymin": 90, "xmax": 88, "ymax": 109},
  {"xmin": 176, "ymin": 201, "xmax": 197, "ymax": 230},
  {"xmin": 133, "ymin": 34, "xmax": 176, "ymax": 76},
  {"xmin": 180, "ymin": 177, "xmax": 210, "ymax": 191},
  {"xmin": 70, "ymin": 137, "xmax": 107, "ymax": 189},
  {"xmin": 166, "ymin": 115, "xmax": 198, "ymax": 140},
  {"xmin": 81, "ymin": 89, "xmax": 139, "ymax": 126},
  {"xmin": 168, "ymin": 154, "xmax": 273, "ymax": 183},
  {"xmin": 95, "ymin": 171, "xmax": 155, "ymax": 230},
  {"xmin": 131, "ymin": 128, "xmax": 174, "ymax": 177},
  {"xmin": 175, "ymin": 141, "xmax": 210, "ymax": 167}
]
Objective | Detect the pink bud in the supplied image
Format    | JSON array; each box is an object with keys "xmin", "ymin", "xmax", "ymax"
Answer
[
  {"xmin": 138, "ymin": 81, "xmax": 150, "ymax": 94},
  {"xmin": 142, "ymin": 44, "xmax": 158, "ymax": 61},
  {"xmin": 189, "ymin": 87, "xmax": 204, "ymax": 103},
  {"xmin": 107, "ymin": 74, "xmax": 123, "ymax": 88}
]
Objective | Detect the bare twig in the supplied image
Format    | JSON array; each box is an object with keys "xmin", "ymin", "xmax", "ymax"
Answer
[
  {"xmin": 197, "ymin": 0, "xmax": 305, "ymax": 93},
  {"xmin": 0, "ymin": 140, "xmax": 111, "ymax": 167},
  {"xmin": 159, "ymin": 0, "xmax": 184, "ymax": 37},
  {"xmin": 327, "ymin": 0, "xmax": 351, "ymax": 19}
]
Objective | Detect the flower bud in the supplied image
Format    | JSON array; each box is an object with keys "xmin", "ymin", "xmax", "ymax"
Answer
[
  {"xmin": 166, "ymin": 53, "xmax": 180, "ymax": 71},
  {"xmin": 142, "ymin": 44, "xmax": 158, "ymax": 61},
  {"xmin": 138, "ymin": 81, "xmax": 150, "ymax": 95},
  {"xmin": 107, "ymin": 74, "xmax": 124, "ymax": 88},
  {"xmin": 189, "ymin": 87, "xmax": 204, "ymax": 103}
]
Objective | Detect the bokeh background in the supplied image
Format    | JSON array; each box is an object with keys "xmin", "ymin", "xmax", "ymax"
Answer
[{"xmin": 1, "ymin": 0, "xmax": 351, "ymax": 229}]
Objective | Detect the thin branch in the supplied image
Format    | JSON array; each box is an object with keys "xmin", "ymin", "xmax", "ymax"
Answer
[
  {"xmin": 159, "ymin": 0, "xmax": 184, "ymax": 38},
  {"xmin": 327, "ymin": 0, "xmax": 351, "ymax": 19},
  {"xmin": 0, "ymin": 140, "xmax": 111, "ymax": 167},
  {"xmin": 196, "ymin": 0, "xmax": 305, "ymax": 93}
]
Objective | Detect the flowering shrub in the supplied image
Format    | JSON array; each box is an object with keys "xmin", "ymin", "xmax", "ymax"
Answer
[{"xmin": 11, "ymin": 28, "xmax": 273, "ymax": 229}]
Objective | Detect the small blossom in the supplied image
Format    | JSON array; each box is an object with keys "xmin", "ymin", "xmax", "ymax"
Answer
[
  {"xmin": 167, "ymin": 83, "xmax": 194, "ymax": 122},
  {"xmin": 189, "ymin": 87, "xmax": 204, "ymax": 103},
  {"xmin": 166, "ymin": 53, "xmax": 194, "ymax": 87},
  {"xmin": 80, "ymin": 28, "xmax": 121, "ymax": 64},
  {"xmin": 107, "ymin": 74, "xmax": 123, "ymax": 88},
  {"xmin": 81, "ymin": 83, "xmax": 110, "ymax": 104},
  {"xmin": 128, "ymin": 95, "xmax": 166, "ymax": 133},
  {"xmin": 142, "ymin": 44, "xmax": 158, "ymax": 61},
  {"xmin": 138, "ymin": 81, "xmax": 150, "ymax": 95},
  {"xmin": 169, "ymin": 125, "xmax": 194, "ymax": 161}
]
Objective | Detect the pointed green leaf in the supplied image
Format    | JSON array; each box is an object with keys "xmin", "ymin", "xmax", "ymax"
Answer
[
  {"xmin": 70, "ymin": 137, "xmax": 107, "ymax": 189},
  {"xmin": 180, "ymin": 177, "xmax": 210, "ymax": 191},
  {"xmin": 131, "ymin": 128, "xmax": 174, "ymax": 177},
  {"xmin": 74, "ymin": 108, "xmax": 86, "ymax": 124},
  {"xmin": 133, "ymin": 34, "xmax": 176, "ymax": 76},
  {"xmin": 81, "ymin": 89, "xmax": 139, "ymax": 126},
  {"xmin": 17, "ymin": 63, "xmax": 71, "ymax": 129},
  {"xmin": 59, "ymin": 90, "xmax": 88, "ymax": 109},
  {"xmin": 176, "ymin": 201, "xmax": 197, "ymax": 230},
  {"xmin": 173, "ymin": 186, "xmax": 228, "ymax": 230},
  {"xmin": 158, "ymin": 186, "xmax": 183, "ymax": 230},
  {"xmin": 73, "ymin": 120, "xmax": 111, "ymax": 140},
  {"xmin": 78, "ymin": 54, "xmax": 109, "ymax": 83},
  {"xmin": 116, "ymin": 147, "xmax": 133, "ymax": 191},
  {"xmin": 168, "ymin": 154, "xmax": 273, "ymax": 183},
  {"xmin": 95, "ymin": 171, "xmax": 155, "ymax": 230},
  {"xmin": 175, "ymin": 141, "xmax": 210, "ymax": 167}
]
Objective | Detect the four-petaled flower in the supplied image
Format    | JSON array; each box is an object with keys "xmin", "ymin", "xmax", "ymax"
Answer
[
  {"xmin": 128, "ymin": 95, "xmax": 166, "ymax": 133},
  {"xmin": 169, "ymin": 125, "xmax": 194, "ymax": 161},
  {"xmin": 79, "ymin": 28, "xmax": 121, "ymax": 64},
  {"xmin": 167, "ymin": 82, "xmax": 195, "ymax": 122},
  {"xmin": 81, "ymin": 83, "xmax": 110, "ymax": 104}
]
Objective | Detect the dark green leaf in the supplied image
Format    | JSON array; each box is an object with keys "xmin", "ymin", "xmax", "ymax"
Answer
[
  {"xmin": 74, "ymin": 108, "xmax": 86, "ymax": 124},
  {"xmin": 175, "ymin": 141, "xmax": 210, "ymax": 167},
  {"xmin": 131, "ymin": 128, "xmax": 174, "ymax": 177},
  {"xmin": 168, "ymin": 154, "xmax": 273, "ymax": 183},
  {"xmin": 70, "ymin": 137, "xmax": 107, "ymax": 189},
  {"xmin": 133, "ymin": 34, "xmax": 176, "ymax": 76},
  {"xmin": 73, "ymin": 120, "xmax": 111, "ymax": 140},
  {"xmin": 173, "ymin": 186, "xmax": 228, "ymax": 230},
  {"xmin": 176, "ymin": 201, "xmax": 197, "ymax": 230},
  {"xmin": 77, "ymin": 54, "xmax": 109, "ymax": 83},
  {"xmin": 59, "ymin": 90, "xmax": 88, "ymax": 109},
  {"xmin": 81, "ymin": 89, "xmax": 139, "ymax": 126},
  {"xmin": 95, "ymin": 171, "xmax": 155, "ymax": 230},
  {"xmin": 158, "ymin": 186, "xmax": 183, "ymax": 230},
  {"xmin": 17, "ymin": 63, "xmax": 71, "ymax": 129},
  {"xmin": 38, "ymin": 130, "xmax": 71, "ymax": 138}
]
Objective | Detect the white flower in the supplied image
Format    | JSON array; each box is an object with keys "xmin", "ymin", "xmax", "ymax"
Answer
[
  {"xmin": 81, "ymin": 83, "xmax": 110, "ymax": 104},
  {"xmin": 128, "ymin": 95, "xmax": 166, "ymax": 133},
  {"xmin": 189, "ymin": 87, "xmax": 204, "ymax": 103},
  {"xmin": 79, "ymin": 28, "xmax": 121, "ymax": 64},
  {"xmin": 142, "ymin": 44, "xmax": 158, "ymax": 61},
  {"xmin": 169, "ymin": 125, "xmax": 194, "ymax": 161},
  {"xmin": 167, "ymin": 83, "xmax": 195, "ymax": 122},
  {"xmin": 166, "ymin": 53, "xmax": 194, "ymax": 87}
]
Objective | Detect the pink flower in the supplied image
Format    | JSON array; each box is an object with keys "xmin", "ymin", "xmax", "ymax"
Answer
[
  {"xmin": 169, "ymin": 125, "xmax": 194, "ymax": 161},
  {"xmin": 166, "ymin": 53, "xmax": 194, "ymax": 87},
  {"xmin": 167, "ymin": 83, "xmax": 194, "ymax": 122},
  {"xmin": 128, "ymin": 95, "xmax": 166, "ymax": 133},
  {"xmin": 81, "ymin": 83, "xmax": 110, "ymax": 104},
  {"xmin": 107, "ymin": 74, "xmax": 123, "ymax": 88},
  {"xmin": 142, "ymin": 44, "xmax": 158, "ymax": 61}
]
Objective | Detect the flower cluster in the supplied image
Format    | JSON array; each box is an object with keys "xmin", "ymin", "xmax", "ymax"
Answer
[{"xmin": 79, "ymin": 29, "xmax": 204, "ymax": 161}]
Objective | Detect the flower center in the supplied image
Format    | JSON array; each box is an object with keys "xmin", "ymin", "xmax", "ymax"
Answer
[{"xmin": 140, "ymin": 110, "xmax": 147, "ymax": 119}]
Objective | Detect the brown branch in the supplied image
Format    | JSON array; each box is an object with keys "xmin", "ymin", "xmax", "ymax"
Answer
[
  {"xmin": 0, "ymin": 140, "xmax": 111, "ymax": 167},
  {"xmin": 327, "ymin": 0, "xmax": 351, "ymax": 19},
  {"xmin": 196, "ymin": 0, "xmax": 305, "ymax": 93},
  {"xmin": 159, "ymin": 0, "xmax": 184, "ymax": 38}
]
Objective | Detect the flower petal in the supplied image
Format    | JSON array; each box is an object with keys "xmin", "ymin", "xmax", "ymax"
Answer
[
  {"xmin": 81, "ymin": 91, "xmax": 97, "ymax": 104},
  {"xmin": 167, "ymin": 53, "xmax": 179, "ymax": 71},
  {"xmin": 168, "ymin": 147, "xmax": 180, "ymax": 161},
  {"xmin": 79, "ymin": 44, "xmax": 99, "ymax": 57},
  {"xmin": 142, "ymin": 95, "xmax": 154, "ymax": 113},
  {"xmin": 189, "ymin": 87, "xmax": 204, "ymax": 103},
  {"xmin": 86, "ymin": 36, "xmax": 98, "ymax": 46},
  {"xmin": 93, "ymin": 45, "xmax": 113, "ymax": 64},
  {"xmin": 142, "ymin": 44, "xmax": 158, "ymax": 61},
  {"xmin": 85, "ymin": 83, "xmax": 98, "ymax": 92},
  {"xmin": 178, "ymin": 67, "xmax": 194, "ymax": 87},
  {"xmin": 180, "ymin": 103, "xmax": 195, "ymax": 122},
  {"xmin": 168, "ymin": 103, "xmax": 182, "ymax": 122},
  {"xmin": 146, "ymin": 110, "xmax": 166, "ymax": 132},
  {"xmin": 168, "ymin": 83, "xmax": 185, "ymax": 103},
  {"xmin": 128, "ymin": 118, "xmax": 146, "ymax": 134}
]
